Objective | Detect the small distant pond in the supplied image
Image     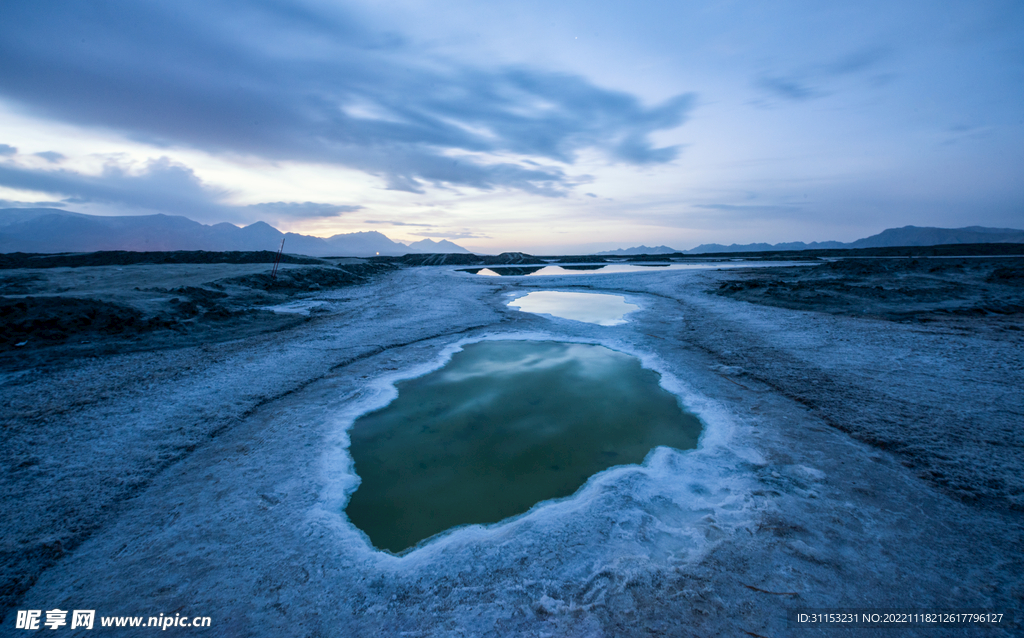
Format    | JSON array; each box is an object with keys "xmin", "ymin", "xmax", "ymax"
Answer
[
  {"xmin": 259, "ymin": 298, "xmax": 348, "ymax": 315},
  {"xmin": 461, "ymin": 263, "xmax": 785, "ymax": 276},
  {"xmin": 508, "ymin": 291, "xmax": 639, "ymax": 325},
  {"xmin": 345, "ymin": 340, "xmax": 702, "ymax": 553}
]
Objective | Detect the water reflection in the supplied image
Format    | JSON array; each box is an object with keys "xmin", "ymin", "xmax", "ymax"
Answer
[
  {"xmin": 465, "ymin": 263, "xmax": 696, "ymax": 276},
  {"xmin": 508, "ymin": 290, "xmax": 639, "ymax": 325},
  {"xmin": 462, "ymin": 262, "xmax": 802, "ymax": 276},
  {"xmin": 470, "ymin": 266, "xmax": 544, "ymax": 276},
  {"xmin": 345, "ymin": 341, "xmax": 701, "ymax": 553}
]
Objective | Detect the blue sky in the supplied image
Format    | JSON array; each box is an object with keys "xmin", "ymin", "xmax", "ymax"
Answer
[{"xmin": 0, "ymin": 0, "xmax": 1021, "ymax": 253}]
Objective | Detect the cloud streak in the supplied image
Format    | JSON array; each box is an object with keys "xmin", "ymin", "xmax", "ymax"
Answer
[
  {"xmin": 409, "ymin": 230, "xmax": 490, "ymax": 240},
  {"xmin": 244, "ymin": 201, "xmax": 362, "ymax": 219},
  {"xmin": 755, "ymin": 47, "xmax": 891, "ymax": 102},
  {"xmin": 0, "ymin": 1, "xmax": 693, "ymax": 196},
  {"xmin": 693, "ymin": 203, "xmax": 803, "ymax": 212},
  {"xmin": 0, "ymin": 199, "xmax": 68, "ymax": 209},
  {"xmin": 34, "ymin": 151, "xmax": 65, "ymax": 163},
  {"xmin": 0, "ymin": 158, "xmax": 359, "ymax": 223},
  {"xmin": 0, "ymin": 158, "xmax": 233, "ymax": 218},
  {"xmin": 363, "ymin": 220, "xmax": 436, "ymax": 227}
]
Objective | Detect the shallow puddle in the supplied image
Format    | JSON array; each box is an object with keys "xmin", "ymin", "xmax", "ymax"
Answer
[
  {"xmin": 345, "ymin": 340, "xmax": 702, "ymax": 553},
  {"xmin": 259, "ymin": 298, "xmax": 346, "ymax": 315},
  {"xmin": 507, "ymin": 290, "xmax": 639, "ymax": 325},
  {"xmin": 466, "ymin": 264, "xmax": 672, "ymax": 276},
  {"xmin": 462, "ymin": 262, "xmax": 805, "ymax": 276}
]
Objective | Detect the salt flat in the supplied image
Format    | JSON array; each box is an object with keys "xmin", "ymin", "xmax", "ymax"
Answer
[{"xmin": 2, "ymin": 262, "xmax": 1022, "ymax": 636}]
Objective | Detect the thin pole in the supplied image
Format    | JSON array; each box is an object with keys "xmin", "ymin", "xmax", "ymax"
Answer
[{"xmin": 271, "ymin": 237, "xmax": 285, "ymax": 279}]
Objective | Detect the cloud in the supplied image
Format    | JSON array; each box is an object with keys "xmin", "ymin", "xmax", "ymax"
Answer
[
  {"xmin": 363, "ymin": 220, "xmax": 436, "ymax": 227},
  {"xmin": 0, "ymin": 157, "xmax": 236, "ymax": 220},
  {"xmin": 34, "ymin": 151, "xmax": 65, "ymax": 163},
  {"xmin": 689, "ymin": 201, "xmax": 814, "ymax": 224},
  {"xmin": 0, "ymin": 1, "xmax": 693, "ymax": 196},
  {"xmin": 372, "ymin": 151, "xmax": 573, "ymax": 195},
  {"xmin": 755, "ymin": 47, "xmax": 891, "ymax": 103},
  {"xmin": 694, "ymin": 203, "xmax": 802, "ymax": 212},
  {"xmin": 756, "ymin": 76, "xmax": 820, "ymax": 101},
  {"xmin": 823, "ymin": 48, "xmax": 891, "ymax": 77},
  {"xmin": 585, "ymin": 193, "xmax": 598, "ymax": 198},
  {"xmin": 0, "ymin": 158, "xmax": 365, "ymax": 225},
  {"xmin": 409, "ymin": 230, "xmax": 490, "ymax": 240},
  {"xmin": 0, "ymin": 144, "xmax": 16, "ymax": 156},
  {"xmin": 244, "ymin": 201, "xmax": 361, "ymax": 218},
  {"xmin": 0, "ymin": 199, "xmax": 68, "ymax": 209}
]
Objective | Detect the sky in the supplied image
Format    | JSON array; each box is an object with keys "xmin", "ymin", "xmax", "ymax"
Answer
[{"xmin": 0, "ymin": 0, "xmax": 1021, "ymax": 253}]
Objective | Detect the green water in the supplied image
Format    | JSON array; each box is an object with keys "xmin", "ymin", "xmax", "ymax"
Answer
[{"xmin": 345, "ymin": 340, "xmax": 702, "ymax": 553}]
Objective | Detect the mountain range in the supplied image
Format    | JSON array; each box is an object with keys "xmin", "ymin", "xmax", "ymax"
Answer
[
  {"xmin": 600, "ymin": 226, "xmax": 1024, "ymax": 255},
  {"xmin": 0, "ymin": 208, "xmax": 470, "ymax": 257},
  {"xmin": 596, "ymin": 245, "xmax": 680, "ymax": 256},
  {"xmin": 3, "ymin": 208, "xmax": 1022, "ymax": 257}
]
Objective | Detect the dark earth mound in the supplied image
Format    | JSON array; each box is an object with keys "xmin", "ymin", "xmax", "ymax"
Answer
[
  {"xmin": 1, "ymin": 296, "xmax": 159, "ymax": 345},
  {"xmin": 684, "ymin": 242, "xmax": 1024, "ymax": 260},
  {"xmin": 554, "ymin": 255, "xmax": 609, "ymax": 263},
  {"xmin": 0, "ymin": 261, "xmax": 401, "ymax": 368},
  {"xmin": 0, "ymin": 273, "xmax": 45, "ymax": 295},
  {"xmin": 711, "ymin": 257, "xmax": 1024, "ymax": 322},
  {"xmin": 626, "ymin": 254, "xmax": 673, "ymax": 262},
  {"xmin": 217, "ymin": 263, "xmax": 397, "ymax": 291},
  {"xmin": 370, "ymin": 252, "xmax": 537, "ymax": 266},
  {"xmin": 0, "ymin": 294, "xmax": 267, "ymax": 349},
  {"xmin": 0, "ymin": 250, "xmax": 325, "ymax": 269},
  {"xmin": 458, "ymin": 266, "xmax": 545, "ymax": 276}
]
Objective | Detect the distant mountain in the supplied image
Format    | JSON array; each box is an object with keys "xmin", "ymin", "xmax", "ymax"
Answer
[
  {"xmin": 0, "ymin": 208, "xmax": 470, "ymax": 257},
  {"xmin": 406, "ymin": 238, "xmax": 472, "ymax": 254},
  {"xmin": 596, "ymin": 245, "xmax": 680, "ymax": 255},
  {"xmin": 684, "ymin": 226, "xmax": 1024, "ymax": 254},
  {"xmin": 847, "ymin": 226, "xmax": 1024, "ymax": 248},
  {"xmin": 685, "ymin": 240, "xmax": 847, "ymax": 254}
]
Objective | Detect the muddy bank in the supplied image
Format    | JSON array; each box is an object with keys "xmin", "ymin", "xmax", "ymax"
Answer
[
  {"xmin": 0, "ymin": 261, "xmax": 399, "ymax": 369},
  {"xmin": 711, "ymin": 257, "xmax": 1024, "ymax": 323},
  {"xmin": 216, "ymin": 262, "xmax": 396, "ymax": 292},
  {"xmin": 0, "ymin": 250, "xmax": 329, "ymax": 270},
  {"xmin": 370, "ymin": 251, "xmax": 536, "ymax": 266}
]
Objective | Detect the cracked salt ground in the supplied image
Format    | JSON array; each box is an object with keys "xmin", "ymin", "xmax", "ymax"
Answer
[{"xmin": 7, "ymin": 264, "xmax": 1022, "ymax": 636}]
